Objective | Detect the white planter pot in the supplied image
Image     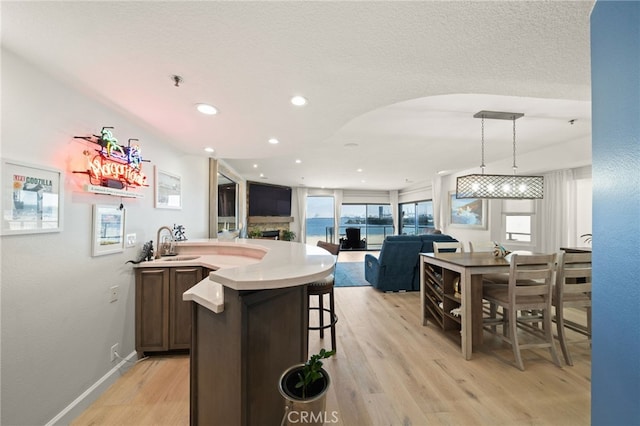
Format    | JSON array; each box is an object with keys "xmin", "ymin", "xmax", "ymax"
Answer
[{"xmin": 278, "ymin": 364, "xmax": 330, "ymax": 426}]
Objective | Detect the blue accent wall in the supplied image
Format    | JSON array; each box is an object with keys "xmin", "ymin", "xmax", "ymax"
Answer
[{"xmin": 591, "ymin": 2, "xmax": 640, "ymax": 424}]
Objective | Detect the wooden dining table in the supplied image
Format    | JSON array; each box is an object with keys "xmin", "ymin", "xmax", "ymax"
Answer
[{"xmin": 420, "ymin": 252, "xmax": 512, "ymax": 360}]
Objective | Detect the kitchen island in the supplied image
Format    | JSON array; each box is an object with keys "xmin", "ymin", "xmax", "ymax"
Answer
[{"xmin": 137, "ymin": 238, "xmax": 335, "ymax": 426}]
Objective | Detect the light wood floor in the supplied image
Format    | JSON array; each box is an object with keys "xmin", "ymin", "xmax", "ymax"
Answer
[
  {"xmin": 73, "ymin": 253, "xmax": 590, "ymax": 425},
  {"xmin": 337, "ymin": 250, "xmax": 376, "ymax": 263}
]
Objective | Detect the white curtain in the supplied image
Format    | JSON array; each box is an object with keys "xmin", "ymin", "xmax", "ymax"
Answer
[
  {"xmin": 539, "ymin": 169, "xmax": 575, "ymax": 253},
  {"xmin": 432, "ymin": 175, "xmax": 445, "ymax": 231},
  {"xmin": 296, "ymin": 187, "xmax": 308, "ymax": 242},
  {"xmin": 389, "ymin": 190, "xmax": 399, "ymax": 235},
  {"xmin": 333, "ymin": 189, "xmax": 343, "ymax": 244}
]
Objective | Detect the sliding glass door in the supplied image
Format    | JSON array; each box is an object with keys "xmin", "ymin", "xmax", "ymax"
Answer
[
  {"xmin": 339, "ymin": 203, "xmax": 393, "ymax": 250},
  {"xmin": 399, "ymin": 200, "xmax": 434, "ymax": 235}
]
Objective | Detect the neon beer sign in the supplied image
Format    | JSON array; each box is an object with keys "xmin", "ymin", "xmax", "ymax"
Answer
[
  {"xmin": 75, "ymin": 127, "xmax": 148, "ymax": 189},
  {"xmin": 87, "ymin": 156, "xmax": 147, "ymax": 186}
]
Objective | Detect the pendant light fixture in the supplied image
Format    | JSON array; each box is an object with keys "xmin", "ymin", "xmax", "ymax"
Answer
[{"xmin": 456, "ymin": 111, "xmax": 544, "ymax": 199}]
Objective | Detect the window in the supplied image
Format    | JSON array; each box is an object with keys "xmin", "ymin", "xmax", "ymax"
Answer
[
  {"xmin": 340, "ymin": 203, "xmax": 393, "ymax": 250},
  {"xmin": 399, "ymin": 200, "xmax": 434, "ymax": 235},
  {"xmin": 305, "ymin": 196, "xmax": 334, "ymax": 245},
  {"xmin": 505, "ymin": 214, "xmax": 532, "ymax": 242},
  {"xmin": 502, "ymin": 200, "xmax": 535, "ymax": 244}
]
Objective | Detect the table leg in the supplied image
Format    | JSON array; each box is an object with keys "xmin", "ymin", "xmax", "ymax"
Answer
[
  {"xmin": 461, "ymin": 269, "xmax": 473, "ymax": 360},
  {"xmin": 471, "ymin": 275, "xmax": 484, "ymax": 348},
  {"xmin": 419, "ymin": 260, "xmax": 427, "ymax": 325}
]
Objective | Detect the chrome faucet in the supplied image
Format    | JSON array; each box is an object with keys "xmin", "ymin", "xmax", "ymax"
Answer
[{"xmin": 155, "ymin": 226, "xmax": 175, "ymax": 259}]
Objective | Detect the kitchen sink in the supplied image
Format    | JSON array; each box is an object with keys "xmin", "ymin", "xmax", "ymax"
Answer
[{"xmin": 160, "ymin": 255, "xmax": 200, "ymax": 261}]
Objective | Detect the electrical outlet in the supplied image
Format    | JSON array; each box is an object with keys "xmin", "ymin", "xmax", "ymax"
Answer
[
  {"xmin": 110, "ymin": 343, "xmax": 119, "ymax": 362},
  {"xmin": 110, "ymin": 285, "xmax": 119, "ymax": 303},
  {"xmin": 126, "ymin": 233, "xmax": 137, "ymax": 248}
]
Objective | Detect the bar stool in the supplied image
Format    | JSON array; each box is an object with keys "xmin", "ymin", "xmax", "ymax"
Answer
[
  {"xmin": 482, "ymin": 253, "xmax": 561, "ymax": 370},
  {"xmin": 553, "ymin": 251, "xmax": 592, "ymax": 366},
  {"xmin": 307, "ymin": 241, "xmax": 340, "ymax": 353}
]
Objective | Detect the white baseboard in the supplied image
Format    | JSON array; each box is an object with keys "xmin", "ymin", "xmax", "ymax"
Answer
[{"xmin": 45, "ymin": 350, "xmax": 138, "ymax": 426}]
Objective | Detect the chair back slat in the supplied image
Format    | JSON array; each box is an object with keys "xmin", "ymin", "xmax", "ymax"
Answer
[
  {"xmin": 469, "ymin": 241, "xmax": 495, "ymax": 253},
  {"xmin": 515, "ymin": 284, "xmax": 549, "ymax": 296},
  {"xmin": 508, "ymin": 253, "xmax": 556, "ymax": 299},
  {"xmin": 563, "ymin": 268, "xmax": 592, "ymax": 279},
  {"xmin": 555, "ymin": 251, "xmax": 592, "ymax": 299},
  {"xmin": 482, "ymin": 252, "xmax": 561, "ymax": 369},
  {"xmin": 551, "ymin": 251, "xmax": 592, "ymax": 365},
  {"xmin": 433, "ymin": 241, "xmax": 464, "ymax": 253}
]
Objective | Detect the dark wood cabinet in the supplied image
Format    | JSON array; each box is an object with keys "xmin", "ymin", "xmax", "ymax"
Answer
[
  {"xmin": 135, "ymin": 266, "xmax": 205, "ymax": 355},
  {"xmin": 190, "ymin": 285, "xmax": 308, "ymax": 426}
]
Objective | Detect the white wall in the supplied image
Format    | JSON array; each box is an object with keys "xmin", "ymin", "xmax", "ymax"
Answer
[
  {"xmin": 0, "ymin": 49, "xmax": 209, "ymax": 425},
  {"xmin": 397, "ymin": 183, "xmax": 433, "ymax": 205}
]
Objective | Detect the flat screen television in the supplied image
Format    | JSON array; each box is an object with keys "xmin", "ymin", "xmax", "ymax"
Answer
[{"xmin": 248, "ymin": 182, "xmax": 292, "ymax": 217}]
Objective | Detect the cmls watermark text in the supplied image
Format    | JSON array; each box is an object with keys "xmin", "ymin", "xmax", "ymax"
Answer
[{"xmin": 286, "ymin": 410, "xmax": 339, "ymax": 424}]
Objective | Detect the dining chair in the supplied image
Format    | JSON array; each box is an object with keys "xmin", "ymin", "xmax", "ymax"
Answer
[
  {"xmin": 553, "ymin": 251, "xmax": 592, "ymax": 366},
  {"xmin": 482, "ymin": 253, "xmax": 561, "ymax": 371},
  {"xmin": 307, "ymin": 241, "xmax": 340, "ymax": 352},
  {"xmin": 468, "ymin": 241, "xmax": 495, "ymax": 253},
  {"xmin": 469, "ymin": 241, "xmax": 510, "ymax": 285},
  {"xmin": 433, "ymin": 241, "xmax": 464, "ymax": 253}
]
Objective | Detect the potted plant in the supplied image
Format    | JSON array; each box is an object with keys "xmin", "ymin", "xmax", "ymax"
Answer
[
  {"xmin": 248, "ymin": 229, "xmax": 263, "ymax": 239},
  {"xmin": 278, "ymin": 348, "xmax": 335, "ymax": 425},
  {"xmin": 282, "ymin": 229, "xmax": 296, "ymax": 241}
]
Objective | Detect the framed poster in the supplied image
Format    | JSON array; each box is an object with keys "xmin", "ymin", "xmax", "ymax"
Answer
[
  {"xmin": 449, "ymin": 192, "xmax": 487, "ymax": 229},
  {"xmin": 92, "ymin": 204, "xmax": 125, "ymax": 256},
  {"xmin": 1, "ymin": 159, "xmax": 64, "ymax": 235},
  {"xmin": 155, "ymin": 167, "xmax": 182, "ymax": 209}
]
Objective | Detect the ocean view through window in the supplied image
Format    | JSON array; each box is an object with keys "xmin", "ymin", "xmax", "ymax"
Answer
[
  {"xmin": 399, "ymin": 200, "xmax": 434, "ymax": 235},
  {"xmin": 339, "ymin": 204, "xmax": 393, "ymax": 250},
  {"xmin": 306, "ymin": 196, "xmax": 334, "ymax": 246},
  {"xmin": 305, "ymin": 198, "xmax": 394, "ymax": 249}
]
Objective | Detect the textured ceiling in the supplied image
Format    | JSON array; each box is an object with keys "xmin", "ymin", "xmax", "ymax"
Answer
[{"xmin": 1, "ymin": 1, "xmax": 594, "ymax": 190}]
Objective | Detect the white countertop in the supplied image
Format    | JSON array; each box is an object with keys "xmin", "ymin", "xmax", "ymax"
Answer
[{"xmin": 136, "ymin": 238, "xmax": 336, "ymax": 314}]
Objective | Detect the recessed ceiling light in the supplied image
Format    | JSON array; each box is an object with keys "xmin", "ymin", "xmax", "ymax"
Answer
[
  {"xmin": 290, "ymin": 96, "xmax": 307, "ymax": 106},
  {"xmin": 253, "ymin": 164, "xmax": 258, "ymax": 168},
  {"xmin": 196, "ymin": 103, "xmax": 218, "ymax": 115},
  {"xmin": 437, "ymin": 170, "xmax": 448, "ymax": 175},
  {"xmin": 357, "ymin": 168, "xmax": 363, "ymax": 172},
  {"xmin": 268, "ymin": 138, "xmax": 279, "ymax": 145},
  {"xmin": 204, "ymin": 147, "xmax": 214, "ymax": 153},
  {"xmin": 295, "ymin": 159, "xmax": 302, "ymax": 164}
]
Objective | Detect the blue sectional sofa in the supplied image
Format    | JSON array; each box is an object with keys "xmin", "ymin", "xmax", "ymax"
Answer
[{"xmin": 364, "ymin": 233, "xmax": 458, "ymax": 292}]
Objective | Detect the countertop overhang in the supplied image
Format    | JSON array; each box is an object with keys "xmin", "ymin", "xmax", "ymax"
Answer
[{"xmin": 135, "ymin": 238, "xmax": 336, "ymax": 313}]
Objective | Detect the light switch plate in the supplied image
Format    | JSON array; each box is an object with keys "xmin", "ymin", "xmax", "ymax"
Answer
[
  {"xmin": 110, "ymin": 285, "xmax": 119, "ymax": 303},
  {"xmin": 126, "ymin": 233, "xmax": 136, "ymax": 248}
]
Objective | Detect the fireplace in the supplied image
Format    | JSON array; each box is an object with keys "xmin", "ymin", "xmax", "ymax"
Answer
[{"xmin": 260, "ymin": 230, "xmax": 280, "ymax": 240}]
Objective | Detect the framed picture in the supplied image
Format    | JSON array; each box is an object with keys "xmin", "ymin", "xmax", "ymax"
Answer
[
  {"xmin": 449, "ymin": 192, "xmax": 487, "ymax": 229},
  {"xmin": 155, "ymin": 167, "xmax": 182, "ymax": 209},
  {"xmin": 1, "ymin": 159, "xmax": 64, "ymax": 235},
  {"xmin": 92, "ymin": 204, "xmax": 125, "ymax": 256}
]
